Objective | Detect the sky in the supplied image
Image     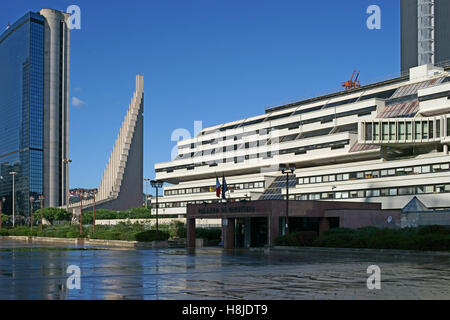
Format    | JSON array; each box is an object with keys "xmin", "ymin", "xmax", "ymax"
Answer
[{"xmin": 1, "ymin": 0, "xmax": 401, "ymax": 195}]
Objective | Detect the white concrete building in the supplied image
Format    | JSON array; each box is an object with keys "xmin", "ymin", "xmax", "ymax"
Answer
[{"xmin": 152, "ymin": 64, "xmax": 450, "ymax": 219}]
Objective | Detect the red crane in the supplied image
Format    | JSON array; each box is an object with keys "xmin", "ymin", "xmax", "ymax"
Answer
[{"xmin": 342, "ymin": 70, "xmax": 361, "ymax": 90}]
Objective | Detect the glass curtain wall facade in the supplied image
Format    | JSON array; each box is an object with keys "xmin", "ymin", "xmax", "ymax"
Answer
[{"xmin": 0, "ymin": 13, "xmax": 45, "ymax": 217}]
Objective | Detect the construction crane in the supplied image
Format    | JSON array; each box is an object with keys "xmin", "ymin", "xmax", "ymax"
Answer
[{"xmin": 342, "ymin": 70, "xmax": 361, "ymax": 90}]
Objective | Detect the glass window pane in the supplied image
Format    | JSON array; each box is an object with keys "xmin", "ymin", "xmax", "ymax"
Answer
[{"xmin": 398, "ymin": 122, "xmax": 405, "ymax": 140}]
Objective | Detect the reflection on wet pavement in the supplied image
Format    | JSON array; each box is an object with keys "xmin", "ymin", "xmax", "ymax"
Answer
[{"xmin": 0, "ymin": 240, "xmax": 449, "ymax": 300}]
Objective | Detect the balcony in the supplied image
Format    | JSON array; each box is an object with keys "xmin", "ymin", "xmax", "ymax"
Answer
[{"xmin": 359, "ymin": 116, "xmax": 450, "ymax": 146}]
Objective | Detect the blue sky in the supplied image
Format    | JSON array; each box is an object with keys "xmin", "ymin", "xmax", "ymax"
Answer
[{"xmin": 1, "ymin": 0, "xmax": 400, "ymax": 194}]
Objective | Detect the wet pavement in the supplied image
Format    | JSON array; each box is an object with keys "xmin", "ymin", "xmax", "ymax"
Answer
[{"xmin": 0, "ymin": 239, "xmax": 449, "ymax": 300}]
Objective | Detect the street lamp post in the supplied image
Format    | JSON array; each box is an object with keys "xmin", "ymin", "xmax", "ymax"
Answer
[
  {"xmin": 39, "ymin": 195, "xmax": 45, "ymax": 232},
  {"xmin": 144, "ymin": 178, "xmax": 150, "ymax": 209},
  {"xmin": 280, "ymin": 164, "xmax": 296, "ymax": 236},
  {"xmin": 0, "ymin": 197, "xmax": 5, "ymax": 231},
  {"xmin": 9, "ymin": 171, "xmax": 17, "ymax": 228},
  {"xmin": 150, "ymin": 180, "xmax": 163, "ymax": 233},
  {"xmin": 29, "ymin": 196, "xmax": 34, "ymax": 233}
]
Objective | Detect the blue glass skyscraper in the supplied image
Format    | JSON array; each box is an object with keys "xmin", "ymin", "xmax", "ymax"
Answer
[{"xmin": 0, "ymin": 9, "xmax": 70, "ymax": 219}]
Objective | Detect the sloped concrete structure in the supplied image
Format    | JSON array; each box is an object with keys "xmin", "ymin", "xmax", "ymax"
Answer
[{"xmin": 70, "ymin": 75, "xmax": 144, "ymax": 213}]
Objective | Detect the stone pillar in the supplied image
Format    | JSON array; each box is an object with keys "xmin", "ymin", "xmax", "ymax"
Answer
[
  {"xmin": 319, "ymin": 218, "xmax": 330, "ymax": 236},
  {"xmin": 187, "ymin": 218, "xmax": 196, "ymax": 248},
  {"xmin": 223, "ymin": 218, "xmax": 235, "ymax": 250},
  {"xmin": 444, "ymin": 144, "xmax": 449, "ymax": 155}
]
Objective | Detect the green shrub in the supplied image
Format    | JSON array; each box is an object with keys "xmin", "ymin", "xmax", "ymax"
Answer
[
  {"xmin": 169, "ymin": 221, "xmax": 186, "ymax": 239},
  {"xmin": 274, "ymin": 232, "xmax": 317, "ymax": 246},
  {"xmin": 135, "ymin": 230, "xmax": 170, "ymax": 242},
  {"xmin": 34, "ymin": 208, "xmax": 71, "ymax": 223},
  {"xmin": 417, "ymin": 225, "xmax": 450, "ymax": 236},
  {"xmin": 414, "ymin": 234, "xmax": 450, "ymax": 251}
]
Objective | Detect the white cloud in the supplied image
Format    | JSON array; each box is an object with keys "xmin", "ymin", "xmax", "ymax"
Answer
[{"xmin": 72, "ymin": 97, "xmax": 86, "ymax": 107}]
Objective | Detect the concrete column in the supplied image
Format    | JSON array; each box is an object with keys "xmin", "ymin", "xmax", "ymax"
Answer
[
  {"xmin": 223, "ymin": 218, "xmax": 235, "ymax": 250},
  {"xmin": 444, "ymin": 144, "xmax": 449, "ymax": 155},
  {"xmin": 187, "ymin": 218, "xmax": 196, "ymax": 248},
  {"xmin": 319, "ymin": 218, "xmax": 330, "ymax": 236},
  {"xmin": 268, "ymin": 216, "xmax": 279, "ymax": 247}
]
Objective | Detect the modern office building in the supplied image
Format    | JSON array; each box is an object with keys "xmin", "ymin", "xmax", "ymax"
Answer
[
  {"xmin": 68, "ymin": 75, "xmax": 144, "ymax": 213},
  {"xmin": 152, "ymin": 64, "xmax": 450, "ymax": 221},
  {"xmin": 401, "ymin": 0, "xmax": 450, "ymax": 71},
  {"xmin": 0, "ymin": 9, "xmax": 70, "ymax": 217}
]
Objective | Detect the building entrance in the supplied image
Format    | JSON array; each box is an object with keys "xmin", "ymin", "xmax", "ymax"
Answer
[{"xmin": 234, "ymin": 217, "xmax": 268, "ymax": 248}]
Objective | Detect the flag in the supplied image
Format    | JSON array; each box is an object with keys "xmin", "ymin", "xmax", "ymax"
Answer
[
  {"xmin": 216, "ymin": 176, "xmax": 221, "ymax": 198},
  {"xmin": 221, "ymin": 173, "xmax": 228, "ymax": 200}
]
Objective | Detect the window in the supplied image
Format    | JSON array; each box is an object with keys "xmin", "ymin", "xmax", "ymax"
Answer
[
  {"xmin": 316, "ymin": 176, "xmax": 323, "ymax": 183},
  {"xmin": 406, "ymin": 122, "xmax": 412, "ymax": 140},
  {"xmin": 321, "ymin": 193, "xmax": 334, "ymax": 199},
  {"xmin": 447, "ymin": 118, "xmax": 450, "ymax": 136},
  {"xmin": 413, "ymin": 166, "xmax": 422, "ymax": 174},
  {"xmin": 381, "ymin": 188, "xmax": 397, "ymax": 196},
  {"xmin": 365, "ymin": 123, "xmax": 373, "ymax": 140},
  {"xmin": 298, "ymin": 178, "xmax": 304, "ymax": 184},
  {"xmin": 417, "ymin": 186, "xmax": 433, "ymax": 194},
  {"xmin": 373, "ymin": 123, "xmax": 380, "ymax": 140},
  {"xmin": 398, "ymin": 122, "xmax": 405, "ymax": 140},
  {"xmin": 343, "ymin": 173, "xmax": 350, "ymax": 180},
  {"xmin": 309, "ymin": 194, "xmax": 320, "ymax": 200},
  {"xmin": 382, "ymin": 122, "xmax": 389, "ymax": 140},
  {"xmin": 422, "ymin": 122, "xmax": 428, "ymax": 139},
  {"xmin": 350, "ymin": 190, "xmax": 364, "ymax": 198},
  {"xmin": 415, "ymin": 122, "xmax": 421, "ymax": 140},
  {"xmin": 421, "ymin": 165, "xmax": 430, "ymax": 173},
  {"xmin": 398, "ymin": 187, "xmax": 414, "ymax": 195},
  {"xmin": 433, "ymin": 164, "xmax": 442, "ymax": 172},
  {"xmin": 366, "ymin": 189, "xmax": 380, "ymax": 197},
  {"xmin": 389, "ymin": 122, "xmax": 396, "ymax": 140},
  {"xmin": 349, "ymin": 172, "xmax": 357, "ymax": 180},
  {"xmin": 365, "ymin": 171, "xmax": 374, "ymax": 179},
  {"xmin": 336, "ymin": 174, "xmax": 343, "ymax": 181},
  {"xmin": 323, "ymin": 175, "xmax": 329, "ymax": 182},
  {"xmin": 437, "ymin": 119, "xmax": 441, "ymax": 137}
]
